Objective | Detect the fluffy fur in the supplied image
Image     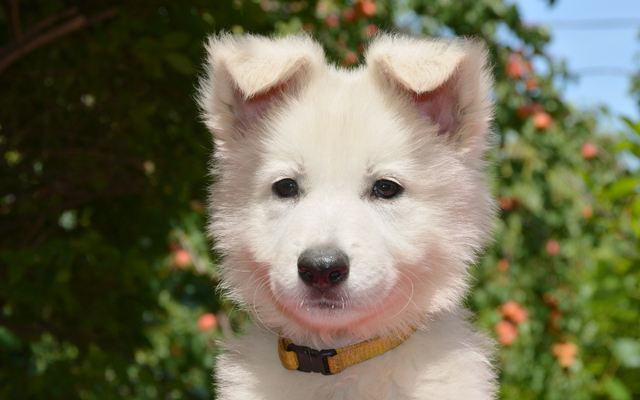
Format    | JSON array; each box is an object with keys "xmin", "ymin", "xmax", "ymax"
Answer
[{"xmin": 198, "ymin": 33, "xmax": 497, "ymax": 399}]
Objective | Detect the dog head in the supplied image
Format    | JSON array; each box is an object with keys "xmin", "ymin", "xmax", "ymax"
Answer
[{"xmin": 199, "ymin": 33, "xmax": 494, "ymax": 347}]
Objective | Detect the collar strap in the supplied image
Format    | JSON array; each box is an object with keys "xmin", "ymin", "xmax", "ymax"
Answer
[{"xmin": 278, "ymin": 328, "xmax": 416, "ymax": 375}]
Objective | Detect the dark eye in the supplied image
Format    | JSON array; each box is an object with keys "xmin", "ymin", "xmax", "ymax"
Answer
[
  {"xmin": 273, "ymin": 179, "xmax": 298, "ymax": 198},
  {"xmin": 372, "ymin": 179, "xmax": 402, "ymax": 199}
]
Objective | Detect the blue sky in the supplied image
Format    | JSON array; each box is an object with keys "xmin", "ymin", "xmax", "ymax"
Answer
[{"xmin": 513, "ymin": 0, "xmax": 640, "ymax": 121}]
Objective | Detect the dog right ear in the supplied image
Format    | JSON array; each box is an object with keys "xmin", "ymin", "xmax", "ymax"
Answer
[
  {"xmin": 198, "ymin": 34, "xmax": 325, "ymax": 139},
  {"xmin": 365, "ymin": 35, "xmax": 493, "ymax": 159}
]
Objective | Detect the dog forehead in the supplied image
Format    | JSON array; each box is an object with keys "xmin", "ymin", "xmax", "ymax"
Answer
[{"xmin": 262, "ymin": 68, "xmax": 414, "ymax": 175}]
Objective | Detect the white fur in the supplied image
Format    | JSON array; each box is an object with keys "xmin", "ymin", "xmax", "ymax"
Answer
[{"xmin": 199, "ymin": 33, "xmax": 497, "ymax": 399}]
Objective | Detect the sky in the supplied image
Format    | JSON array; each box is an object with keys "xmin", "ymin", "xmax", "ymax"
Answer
[{"xmin": 513, "ymin": 0, "xmax": 640, "ymax": 121}]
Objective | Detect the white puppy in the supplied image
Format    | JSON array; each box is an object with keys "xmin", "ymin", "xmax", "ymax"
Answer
[{"xmin": 198, "ymin": 33, "xmax": 497, "ymax": 399}]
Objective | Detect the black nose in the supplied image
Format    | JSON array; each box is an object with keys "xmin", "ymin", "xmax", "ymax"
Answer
[{"xmin": 297, "ymin": 248, "xmax": 349, "ymax": 290}]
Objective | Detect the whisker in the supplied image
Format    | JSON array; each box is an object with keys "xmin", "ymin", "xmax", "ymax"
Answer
[{"xmin": 387, "ymin": 270, "xmax": 416, "ymax": 321}]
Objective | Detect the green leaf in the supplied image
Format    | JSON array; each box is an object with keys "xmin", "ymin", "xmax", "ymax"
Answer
[
  {"xmin": 606, "ymin": 377, "xmax": 632, "ymax": 400},
  {"xmin": 613, "ymin": 338, "xmax": 640, "ymax": 368},
  {"xmin": 162, "ymin": 32, "xmax": 190, "ymax": 49},
  {"xmin": 132, "ymin": 37, "xmax": 162, "ymax": 62},
  {"xmin": 622, "ymin": 117, "xmax": 640, "ymax": 136},
  {"xmin": 611, "ymin": 140, "xmax": 634, "ymax": 153},
  {"xmin": 602, "ymin": 178, "xmax": 640, "ymax": 200},
  {"xmin": 163, "ymin": 53, "xmax": 195, "ymax": 75},
  {"xmin": 632, "ymin": 199, "xmax": 640, "ymax": 217},
  {"xmin": 0, "ymin": 326, "xmax": 21, "ymax": 351}
]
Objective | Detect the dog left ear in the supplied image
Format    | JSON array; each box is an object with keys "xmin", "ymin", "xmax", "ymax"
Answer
[
  {"xmin": 198, "ymin": 34, "xmax": 325, "ymax": 140},
  {"xmin": 365, "ymin": 35, "xmax": 493, "ymax": 157}
]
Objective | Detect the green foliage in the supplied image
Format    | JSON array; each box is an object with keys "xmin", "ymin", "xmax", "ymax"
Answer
[{"xmin": 1, "ymin": 0, "xmax": 638, "ymax": 399}]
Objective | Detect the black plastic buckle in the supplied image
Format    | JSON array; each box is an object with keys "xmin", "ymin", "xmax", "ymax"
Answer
[{"xmin": 286, "ymin": 343, "xmax": 337, "ymax": 375}]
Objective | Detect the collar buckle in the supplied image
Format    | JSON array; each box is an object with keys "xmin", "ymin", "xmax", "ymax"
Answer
[{"xmin": 286, "ymin": 342, "xmax": 337, "ymax": 375}]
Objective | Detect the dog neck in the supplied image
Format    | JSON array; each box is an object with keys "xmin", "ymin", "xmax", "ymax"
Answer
[{"xmin": 277, "ymin": 327, "xmax": 416, "ymax": 375}]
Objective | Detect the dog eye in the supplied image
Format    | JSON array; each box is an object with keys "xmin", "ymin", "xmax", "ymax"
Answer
[
  {"xmin": 372, "ymin": 180, "xmax": 402, "ymax": 199},
  {"xmin": 273, "ymin": 179, "xmax": 298, "ymax": 198}
]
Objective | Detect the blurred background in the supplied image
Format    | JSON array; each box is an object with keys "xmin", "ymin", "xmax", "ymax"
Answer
[{"xmin": 1, "ymin": 0, "xmax": 639, "ymax": 398}]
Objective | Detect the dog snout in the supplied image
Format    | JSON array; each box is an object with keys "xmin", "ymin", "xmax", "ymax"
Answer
[{"xmin": 297, "ymin": 248, "xmax": 349, "ymax": 290}]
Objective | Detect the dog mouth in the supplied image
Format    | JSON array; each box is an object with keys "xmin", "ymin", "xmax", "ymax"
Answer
[
  {"xmin": 274, "ymin": 286, "xmax": 352, "ymax": 316},
  {"xmin": 315, "ymin": 299, "xmax": 342, "ymax": 308},
  {"xmin": 294, "ymin": 287, "xmax": 349, "ymax": 311},
  {"xmin": 271, "ymin": 270, "xmax": 416, "ymax": 332},
  {"xmin": 270, "ymin": 268, "xmax": 406, "ymax": 330},
  {"xmin": 301, "ymin": 298, "xmax": 347, "ymax": 311},
  {"xmin": 273, "ymin": 285, "xmax": 381, "ymax": 332}
]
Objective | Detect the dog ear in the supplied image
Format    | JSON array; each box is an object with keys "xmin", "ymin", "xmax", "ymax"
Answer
[
  {"xmin": 198, "ymin": 34, "xmax": 325, "ymax": 138},
  {"xmin": 365, "ymin": 35, "xmax": 493, "ymax": 156}
]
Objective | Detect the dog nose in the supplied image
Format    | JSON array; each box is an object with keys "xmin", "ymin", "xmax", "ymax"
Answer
[{"xmin": 297, "ymin": 248, "xmax": 349, "ymax": 289}]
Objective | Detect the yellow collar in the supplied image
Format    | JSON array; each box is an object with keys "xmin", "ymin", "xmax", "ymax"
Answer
[{"xmin": 278, "ymin": 328, "xmax": 416, "ymax": 375}]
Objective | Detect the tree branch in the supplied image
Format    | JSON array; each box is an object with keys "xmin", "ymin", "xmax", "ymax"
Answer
[
  {"xmin": 21, "ymin": 7, "xmax": 79, "ymax": 44},
  {"xmin": 6, "ymin": 0, "xmax": 22, "ymax": 41},
  {"xmin": 0, "ymin": 8, "xmax": 117, "ymax": 74},
  {"xmin": 0, "ymin": 8, "xmax": 81, "ymax": 61}
]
